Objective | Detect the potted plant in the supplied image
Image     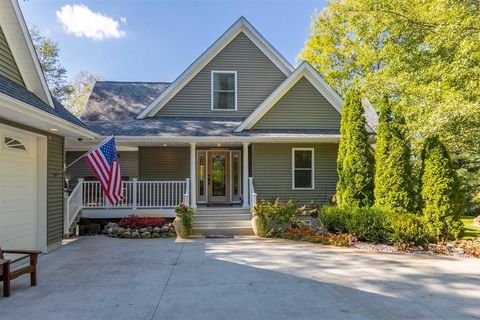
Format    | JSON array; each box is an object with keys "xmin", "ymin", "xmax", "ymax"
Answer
[{"xmin": 174, "ymin": 203, "xmax": 195, "ymax": 238}]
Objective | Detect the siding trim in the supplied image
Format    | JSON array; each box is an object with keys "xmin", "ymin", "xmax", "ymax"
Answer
[
  {"xmin": 138, "ymin": 17, "xmax": 293, "ymax": 119},
  {"xmin": 236, "ymin": 61, "xmax": 344, "ymax": 132}
]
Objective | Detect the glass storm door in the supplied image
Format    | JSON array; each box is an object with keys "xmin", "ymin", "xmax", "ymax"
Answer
[{"xmin": 208, "ymin": 151, "xmax": 230, "ymax": 203}]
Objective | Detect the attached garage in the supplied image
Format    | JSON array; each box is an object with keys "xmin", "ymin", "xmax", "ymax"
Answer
[{"xmin": 0, "ymin": 124, "xmax": 47, "ymax": 251}]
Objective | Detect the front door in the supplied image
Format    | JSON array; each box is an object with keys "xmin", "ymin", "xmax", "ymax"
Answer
[{"xmin": 208, "ymin": 151, "xmax": 230, "ymax": 203}]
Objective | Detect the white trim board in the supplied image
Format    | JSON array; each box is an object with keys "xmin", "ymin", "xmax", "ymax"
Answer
[
  {"xmin": 137, "ymin": 17, "xmax": 294, "ymax": 119},
  {"xmin": 0, "ymin": 0, "xmax": 55, "ymax": 108},
  {"xmin": 211, "ymin": 70, "xmax": 238, "ymax": 111},
  {"xmin": 235, "ymin": 61, "xmax": 344, "ymax": 132},
  {"xmin": 292, "ymin": 147, "xmax": 315, "ymax": 190}
]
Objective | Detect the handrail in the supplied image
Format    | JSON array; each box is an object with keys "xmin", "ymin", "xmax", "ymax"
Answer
[
  {"xmin": 64, "ymin": 178, "xmax": 84, "ymax": 233},
  {"xmin": 248, "ymin": 177, "xmax": 257, "ymax": 211}
]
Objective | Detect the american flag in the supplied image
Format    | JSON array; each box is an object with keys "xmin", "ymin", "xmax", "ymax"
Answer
[{"xmin": 85, "ymin": 137, "xmax": 123, "ymax": 205}]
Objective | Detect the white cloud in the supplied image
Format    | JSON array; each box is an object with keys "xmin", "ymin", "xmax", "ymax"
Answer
[
  {"xmin": 120, "ymin": 17, "xmax": 127, "ymax": 24},
  {"xmin": 56, "ymin": 4, "xmax": 126, "ymax": 40}
]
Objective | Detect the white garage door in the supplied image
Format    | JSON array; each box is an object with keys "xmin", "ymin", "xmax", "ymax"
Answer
[{"xmin": 0, "ymin": 127, "xmax": 39, "ymax": 250}]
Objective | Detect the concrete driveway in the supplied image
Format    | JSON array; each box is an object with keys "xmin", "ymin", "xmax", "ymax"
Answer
[{"xmin": 1, "ymin": 236, "xmax": 479, "ymax": 320}]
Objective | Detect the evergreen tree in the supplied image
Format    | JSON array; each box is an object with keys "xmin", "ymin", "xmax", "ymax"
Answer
[
  {"xmin": 338, "ymin": 89, "xmax": 374, "ymax": 207},
  {"xmin": 420, "ymin": 137, "xmax": 465, "ymax": 242},
  {"xmin": 336, "ymin": 91, "xmax": 352, "ymax": 204},
  {"xmin": 374, "ymin": 98, "xmax": 413, "ymax": 213}
]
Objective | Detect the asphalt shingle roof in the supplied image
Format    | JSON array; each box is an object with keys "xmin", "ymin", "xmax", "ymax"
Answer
[
  {"xmin": 0, "ymin": 74, "xmax": 89, "ymax": 129},
  {"xmin": 80, "ymin": 81, "xmax": 170, "ymax": 121}
]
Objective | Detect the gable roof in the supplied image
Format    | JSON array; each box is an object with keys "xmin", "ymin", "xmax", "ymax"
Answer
[
  {"xmin": 80, "ymin": 81, "xmax": 170, "ymax": 121},
  {"xmin": 235, "ymin": 61, "xmax": 344, "ymax": 132},
  {"xmin": 0, "ymin": 0, "xmax": 54, "ymax": 108},
  {"xmin": 137, "ymin": 17, "xmax": 294, "ymax": 119}
]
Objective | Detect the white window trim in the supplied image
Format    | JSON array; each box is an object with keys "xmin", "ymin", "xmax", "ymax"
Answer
[
  {"xmin": 211, "ymin": 70, "xmax": 238, "ymax": 111},
  {"xmin": 292, "ymin": 148, "xmax": 315, "ymax": 190}
]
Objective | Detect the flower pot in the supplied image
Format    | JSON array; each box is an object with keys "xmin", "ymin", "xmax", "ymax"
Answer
[
  {"xmin": 251, "ymin": 214, "xmax": 262, "ymax": 237},
  {"xmin": 174, "ymin": 216, "xmax": 188, "ymax": 239}
]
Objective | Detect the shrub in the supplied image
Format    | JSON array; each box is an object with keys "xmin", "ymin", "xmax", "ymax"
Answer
[
  {"xmin": 374, "ymin": 97, "xmax": 414, "ymax": 213},
  {"xmin": 319, "ymin": 205, "xmax": 350, "ymax": 233},
  {"xmin": 346, "ymin": 207, "xmax": 392, "ymax": 243},
  {"xmin": 337, "ymin": 89, "xmax": 374, "ymax": 207},
  {"xmin": 282, "ymin": 228, "xmax": 352, "ymax": 247},
  {"xmin": 389, "ymin": 213, "xmax": 431, "ymax": 247},
  {"xmin": 252, "ymin": 198, "xmax": 300, "ymax": 235},
  {"xmin": 118, "ymin": 215, "xmax": 165, "ymax": 229},
  {"xmin": 174, "ymin": 203, "xmax": 196, "ymax": 237},
  {"xmin": 419, "ymin": 136, "xmax": 465, "ymax": 242}
]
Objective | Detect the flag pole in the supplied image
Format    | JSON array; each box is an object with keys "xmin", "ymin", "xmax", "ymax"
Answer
[{"xmin": 54, "ymin": 134, "xmax": 116, "ymax": 176}]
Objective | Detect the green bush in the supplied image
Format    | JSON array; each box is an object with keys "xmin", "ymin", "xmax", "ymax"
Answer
[
  {"xmin": 419, "ymin": 136, "xmax": 465, "ymax": 242},
  {"xmin": 345, "ymin": 207, "xmax": 392, "ymax": 243},
  {"xmin": 252, "ymin": 198, "xmax": 300, "ymax": 236},
  {"xmin": 389, "ymin": 213, "xmax": 431, "ymax": 247},
  {"xmin": 174, "ymin": 203, "xmax": 196, "ymax": 237},
  {"xmin": 319, "ymin": 205, "xmax": 350, "ymax": 232}
]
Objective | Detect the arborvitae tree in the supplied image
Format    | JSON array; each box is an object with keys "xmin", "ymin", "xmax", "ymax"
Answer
[
  {"xmin": 374, "ymin": 98, "xmax": 413, "ymax": 213},
  {"xmin": 336, "ymin": 91, "xmax": 352, "ymax": 204},
  {"xmin": 338, "ymin": 89, "xmax": 374, "ymax": 207},
  {"xmin": 420, "ymin": 137, "xmax": 465, "ymax": 242}
]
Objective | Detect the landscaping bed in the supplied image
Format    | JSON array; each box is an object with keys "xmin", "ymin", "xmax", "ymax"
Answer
[{"xmin": 103, "ymin": 215, "xmax": 176, "ymax": 239}]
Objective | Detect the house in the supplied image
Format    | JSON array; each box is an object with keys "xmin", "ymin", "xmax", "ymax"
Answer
[
  {"xmin": 64, "ymin": 17, "xmax": 376, "ymax": 235},
  {"xmin": 0, "ymin": 0, "xmax": 97, "ymax": 251}
]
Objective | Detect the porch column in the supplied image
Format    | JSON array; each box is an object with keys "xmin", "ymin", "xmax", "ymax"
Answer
[
  {"xmin": 242, "ymin": 142, "xmax": 250, "ymax": 208},
  {"xmin": 189, "ymin": 142, "xmax": 197, "ymax": 208}
]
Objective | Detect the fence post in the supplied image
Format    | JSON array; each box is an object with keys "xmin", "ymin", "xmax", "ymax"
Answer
[
  {"xmin": 184, "ymin": 178, "xmax": 190, "ymax": 206},
  {"xmin": 132, "ymin": 178, "xmax": 138, "ymax": 210},
  {"xmin": 77, "ymin": 178, "xmax": 84, "ymax": 209}
]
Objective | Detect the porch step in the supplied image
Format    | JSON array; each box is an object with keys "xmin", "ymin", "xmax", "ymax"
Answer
[{"xmin": 193, "ymin": 207, "xmax": 253, "ymax": 236}]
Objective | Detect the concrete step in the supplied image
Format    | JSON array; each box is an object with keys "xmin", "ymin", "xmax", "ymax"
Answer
[
  {"xmin": 196, "ymin": 207, "xmax": 251, "ymax": 215},
  {"xmin": 194, "ymin": 220, "xmax": 252, "ymax": 228},
  {"xmin": 193, "ymin": 226, "xmax": 254, "ymax": 236},
  {"xmin": 194, "ymin": 214, "xmax": 251, "ymax": 222}
]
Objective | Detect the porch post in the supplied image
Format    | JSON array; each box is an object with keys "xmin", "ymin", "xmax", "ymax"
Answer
[
  {"xmin": 190, "ymin": 142, "xmax": 197, "ymax": 208},
  {"xmin": 242, "ymin": 142, "xmax": 250, "ymax": 208}
]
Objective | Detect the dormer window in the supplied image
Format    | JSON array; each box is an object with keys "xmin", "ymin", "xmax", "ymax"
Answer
[{"xmin": 211, "ymin": 71, "xmax": 237, "ymax": 111}]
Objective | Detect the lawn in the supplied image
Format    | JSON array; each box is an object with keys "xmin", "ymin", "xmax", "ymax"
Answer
[{"xmin": 461, "ymin": 216, "xmax": 480, "ymax": 239}]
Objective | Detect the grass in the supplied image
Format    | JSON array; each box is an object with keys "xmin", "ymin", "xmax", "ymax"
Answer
[{"xmin": 461, "ymin": 216, "xmax": 480, "ymax": 240}]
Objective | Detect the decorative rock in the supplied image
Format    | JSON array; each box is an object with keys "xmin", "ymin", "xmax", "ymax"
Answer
[
  {"xmin": 131, "ymin": 231, "xmax": 140, "ymax": 239},
  {"xmin": 108, "ymin": 228, "xmax": 114, "ymax": 234},
  {"xmin": 146, "ymin": 227, "xmax": 153, "ymax": 233},
  {"xmin": 151, "ymin": 232, "xmax": 160, "ymax": 238},
  {"xmin": 139, "ymin": 228, "xmax": 148, "ymax": 233},
  {"xmin": 126, "ymin": 228, "xmax": 131, "ymax": 232},
  {"xmin": 122, "ymin": 232, "xmax": 132, "ymax": 238},
  {"xmin": 160, "ymin": 225, "xmax": 169, "ymax": 233},
  {"xmin": 141, "ymin": 232, "xmax": 151, "ymax": 239},
  {"xmin": 153, "ymin": 227, "xmax": 161, "ymax": 233}
]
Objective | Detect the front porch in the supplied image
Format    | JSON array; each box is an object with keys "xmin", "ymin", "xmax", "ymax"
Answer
[{"xmin": 64, "ymin": 141, "xmax": 256, "ymax": 233}]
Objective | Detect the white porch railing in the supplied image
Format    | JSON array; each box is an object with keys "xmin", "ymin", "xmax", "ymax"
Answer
[
  {"xmin": 249, "ymin": 177, "xmax": 257, "ymax": 211},
  {"xmin": 64, "ymin": 178, "xmax": 84, "ymax": 234},
  {"xmin": 65, "ymin": 178, "xmax": 190, "ymax": 233}
]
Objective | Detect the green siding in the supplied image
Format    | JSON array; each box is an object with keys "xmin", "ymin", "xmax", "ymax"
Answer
[
  {"xmin": 156, "ymin": 32, "xmax": 287, "ymax": 118},
  {"xmin": 252, "ymin": 77, "xmax": 341, "ymax": 130},
  {"xmin": 47, "ymin": 135, "xmax": 64, "ymax": 246},
  {"xmin": 0, "ymin": 26, "xmax": 24, "ymax": 86},
  {"xmin": 252, "ymin": 143, "xmax": 338, "ymax": 204},
  {"xmin": 139, "ymin": 147, "xmax": 189, "ymax": 180}
]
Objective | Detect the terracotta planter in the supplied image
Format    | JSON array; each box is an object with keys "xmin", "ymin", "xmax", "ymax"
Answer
[
  {"xmin": 174, "ymin": 216, "xmax": 188, "ymax": 239},
  {"xmin": 251, "ymin": 214, "xmax": 263, "ymax": 237}
]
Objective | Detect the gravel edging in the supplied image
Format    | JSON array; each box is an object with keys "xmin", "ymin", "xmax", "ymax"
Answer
[{"xmin": 351, "ymin": 241, "xmax": 475, "ymax": 259}]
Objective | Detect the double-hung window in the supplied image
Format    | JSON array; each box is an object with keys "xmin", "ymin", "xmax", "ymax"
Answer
[
  {"xmin": 211, "ymin": 71, "xmax": 237, "ymax": 110},
  {"xmin": 292, "ymin": 148, "xmax": 314, "ymax": 189}
]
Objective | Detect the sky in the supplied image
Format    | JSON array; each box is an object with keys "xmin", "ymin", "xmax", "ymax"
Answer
[{"xmin": 19, "ymin": 0, "xmax": 328, "ymax": 83}]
